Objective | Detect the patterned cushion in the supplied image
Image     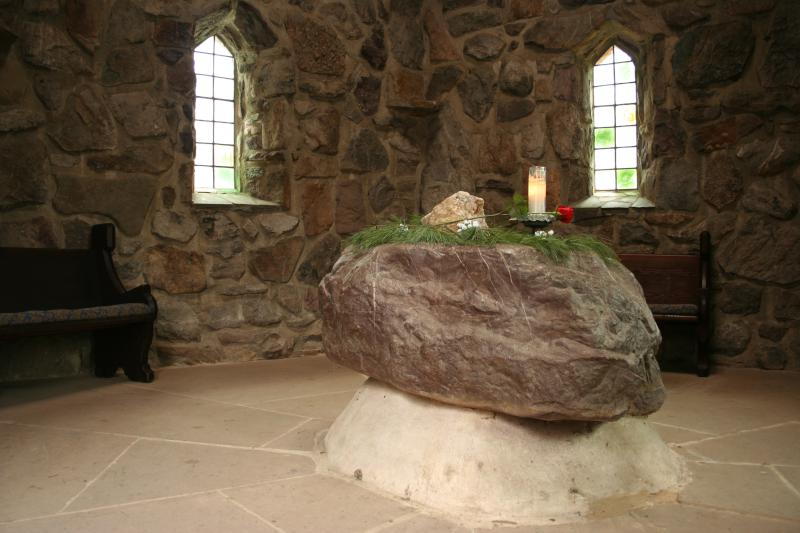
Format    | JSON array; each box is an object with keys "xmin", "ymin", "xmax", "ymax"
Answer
[
  {"xmin": 0, "ymin": 303, "xmax": 152, "ymax": 327},
  {"xmin": 649, "ymin": 303, "xmax": 698, "ymax": 316}
]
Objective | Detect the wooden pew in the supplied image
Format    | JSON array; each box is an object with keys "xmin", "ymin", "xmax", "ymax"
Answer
[
  {"xmin": 618, "ymin": 231, "xmax": 711, "ymax": 377},
  {"xmin": 0, "ymin": 224, "xmax": 157, "ymax": 382}
]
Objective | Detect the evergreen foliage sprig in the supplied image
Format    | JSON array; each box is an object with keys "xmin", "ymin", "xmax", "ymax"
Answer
[
  {"xmin": 507, "ymin": 192, "xmax": 529, "ymax": 220},
  {"xmin": 345, "ymin": 218, "xmax": 617, "ymax": 264}
]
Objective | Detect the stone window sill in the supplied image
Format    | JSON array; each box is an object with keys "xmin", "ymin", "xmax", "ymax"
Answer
[
  {"xmin": 192, "ymin": 192, "xmax": 279, "ymax": 208},
  {"xmin": 572, "ymin": 191, "xmax": 656, "ymax": 210}
]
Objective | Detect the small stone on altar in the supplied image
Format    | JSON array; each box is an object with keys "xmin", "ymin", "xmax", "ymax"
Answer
[{"xmin": 420, "ymin": 191, "xmax": 489, "ymax": 232}]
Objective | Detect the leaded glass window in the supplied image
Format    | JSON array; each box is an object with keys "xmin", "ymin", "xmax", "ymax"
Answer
[
  {"xmin": 592, "ymin": 45, "xmax": 638, "ymax": 191},
  {"xmin": 194, "ymin": 36, "xmax": 236, "ymax": 191}
]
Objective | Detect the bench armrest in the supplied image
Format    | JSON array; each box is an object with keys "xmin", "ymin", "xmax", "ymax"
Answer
[
  {"xmin": 111, "ymin": 284, "xmax": 157, "ymax": 315},
  {"xmin": 698, "ymin": 231, "xmax": 711, "ymax": 341},
  {"xmin": 91, "ymin": 224, "xmax": 115, "ymax": 252},
  {"xmin": 90, "ymin": 224, "xmax": 156, "ymax": 318}
]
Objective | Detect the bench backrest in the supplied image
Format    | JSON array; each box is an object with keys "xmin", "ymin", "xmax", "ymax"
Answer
[
  {"xmin": 0, "ymin": 224, "xmax": 122, "ymax": 313},
  {"xmin": 0, "ymin": 249, "xmax": 104, "ymax": 312},
  {"xmin": 617, "ymin": 231, "xmax": 710, "ymax": 307},
  {"xmin": 617, "ymin": 254, "xmax": 701, "ymax": 305}
]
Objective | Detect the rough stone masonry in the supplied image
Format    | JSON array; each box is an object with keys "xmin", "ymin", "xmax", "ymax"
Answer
[{"xmin": 0, "ymin": 0, "xmax": 798, "ymax": 376}]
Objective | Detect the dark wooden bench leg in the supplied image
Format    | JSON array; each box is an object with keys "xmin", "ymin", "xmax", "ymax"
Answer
[
  {"xmin": 120, "ymin": 321, "xmax": 155, "ymax": 383},
  {"xmin": 696, "ymin": 335, "xmax": 710, "ymax": 377},
  {"xmin": 93, "ymin": 323, "xmax": 155, "ymax": 383},
  {"xmin": 93, "ymin": 330, "xmax": 120, "ymax": 378}
]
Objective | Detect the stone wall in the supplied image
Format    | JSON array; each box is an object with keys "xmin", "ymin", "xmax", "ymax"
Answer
[{"xmin": 0, "ymin": 0, "xmax": 797, "ymax": 376}]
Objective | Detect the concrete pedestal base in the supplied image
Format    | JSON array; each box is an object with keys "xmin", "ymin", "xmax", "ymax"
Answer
[{"xmin": 323, "ymin": 379, "xmax": 687, "ymax": 526}]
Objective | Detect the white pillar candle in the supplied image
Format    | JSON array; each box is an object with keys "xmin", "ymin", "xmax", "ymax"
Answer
[{"xmin": 528, "ymin": 166, "xmax": 546, "ymax": 215}]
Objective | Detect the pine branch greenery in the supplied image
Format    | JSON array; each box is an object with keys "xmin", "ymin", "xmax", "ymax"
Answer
[
  {"xmin": 507, "ymin": 192, "xmax": 529, "ymax": 219},
  {"xmin": 345, "ymin": 218, "xmax": 618, "ymax": 264}
]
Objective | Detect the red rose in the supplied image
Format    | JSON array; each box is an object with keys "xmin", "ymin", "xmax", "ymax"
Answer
[{"xmin": 556, "ymin": 205, "xmax": 574, "ymax": 224}]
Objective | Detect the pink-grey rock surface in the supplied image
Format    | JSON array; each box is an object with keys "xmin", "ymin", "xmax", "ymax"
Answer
[{"xmin": 320, "ymin": 244, "xmax": 665, "ymax": 421}]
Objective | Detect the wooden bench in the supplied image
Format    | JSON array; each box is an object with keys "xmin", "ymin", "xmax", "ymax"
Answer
[
  {"xmin": 0, "ymin": 224, "xmax": 157, "ymax": 382},
  {"xmin": 618, "ymin": 231, "xmax": 711, "ymax": 377}
]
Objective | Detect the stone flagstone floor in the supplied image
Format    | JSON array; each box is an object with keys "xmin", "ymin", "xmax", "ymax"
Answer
[{"xmin": 0, "ymin": 355, "xmax": 798, "ymax": 532}]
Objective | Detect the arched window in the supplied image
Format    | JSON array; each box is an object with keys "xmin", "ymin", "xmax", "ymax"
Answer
[
  {"xmin": 592, "ymin": 45, "xmax": 638, "ymax": 192},
  {"xmin": 193, "ymin": 36, "xmax": 236, "ymax": 192}
]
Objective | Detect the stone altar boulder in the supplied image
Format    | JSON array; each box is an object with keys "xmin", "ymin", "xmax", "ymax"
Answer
[{"xmin": 320, "ymin": 244, "xmax": 664, "ymax": 421}]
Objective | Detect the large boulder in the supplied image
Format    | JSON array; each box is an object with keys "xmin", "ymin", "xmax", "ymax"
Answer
[{"xmin": 320, "ymin": 244, "xmax": 665, "ymax": 421}]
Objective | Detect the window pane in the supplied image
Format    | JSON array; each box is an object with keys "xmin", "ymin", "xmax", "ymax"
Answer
[
  {"xmin": 594, "ymin": 106, "xmax": 614, "ymax": 127},
  {"xmin": 214, "ymin": 36, "xmax": 232, "ymax": 57},
  {"xmin": 196, "ymin": 120, "xmax": 214, "ymax": 143},
  {"xmin": 614, "ymin": 46, "xmax": 632, "ymax": 63},
  {"xmin": 214, "ymin": 55, "xmax": 234, "ymax": 78},
  {"xmin": 593, "ymin": 85, "xmax": 614, "ymax": 106},
  {"xmin": 593, "ymin": 46, "xmax": 638, "ymax": 192},
  {"xmin": 195, "ymin": 98, "xmax": 213, "ymax": 120},
  {"xmin": 214, "ymin": 99, "xmax": 234, "ymax": 123},
  {"xmin": 195, "ymin": 143, "xmax": 213, "ymax": 166},
  {"xmin": 616, "ymin": 83, "xmax": 636, "ymax": 104},
  {"xmin": 616, "ymin": 147, "xmax": 637, "ymax": 168},
  {"xmin": 595, "ymin": 170, "xmax": 616, "ymax": 191},
  {"xmin": 594, "ymin": 128, "xmax": 615, "ymax": 148},
  {"xmin": 615, "ymin": 62, "xmax": 635, "ymax": 84},
  {"xmin": 616, "ymin": 104, "xmax": 636, "ymax": 126},
  {"xmin": 595, "ymin": 148, "xmax": 615, "ymax": 170},
  {"xmin": 194, "ymin": 35, "xmax": 238, "ymax": 194},
  {"xmin": 596, "ymin": 48, "xmax": 614, "ymax": 65},
  {"xmin": 214, "ymin": 77, "xmax": 234, "ymax": 100},
  {"xmin": 214, "ymin": 144, "xmax": 234, "ymax": 167},
  {"xmin": 616, "ymin": 169, "xmax": 637, "ymax": 189},
  {"xmin": 196, "ymin": 38, "xmax": 214, "ymax": 54},
  {"xmin": 214, "ymin": 122, "xmax": 234, "ymax": 144},
  {"xmin": 196, "ymin": 75, "xmax": 214, "ymax": 98},
  {"xmin": 214, "ymin": 167, "xmax": 235, "ymax": 189},
  {"xmin": 194, "ymin": 52, "xmax": 214, "ymax": 75},
  {"xmin": 593, "ymin": 64, "xmax": 614, "ymax": 86},
  {"xmin": 195, "ymin": 166, "xmax": 214, "ymax": 189},
  {"xmin": 616, "ymin": 126, "xmax": 636, "ymax": 147}
]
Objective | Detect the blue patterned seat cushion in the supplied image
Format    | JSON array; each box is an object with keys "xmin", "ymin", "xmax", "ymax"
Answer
[
  {"xmin": 0, "ymin": 303, "xmax": 153, "ymax": 327},
  {"xmin": 649, "ymin": 303, "xmax": 698, "ymax": 316}
]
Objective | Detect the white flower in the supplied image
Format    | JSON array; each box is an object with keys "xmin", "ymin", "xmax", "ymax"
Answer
[
  {"xmin": 398, "ymin": 223, "xmax": 409, "ymax": 232},
  {"xmin": 548, "ymin": 230, "xmax": 554, "ymax": 236},
  {"xmin": 457, "ymin": 219, "xmax": 481, "ymax": 232},
  {"xmin": 534, "ymin": 230, "xmax": 546, "ymax": 237}
]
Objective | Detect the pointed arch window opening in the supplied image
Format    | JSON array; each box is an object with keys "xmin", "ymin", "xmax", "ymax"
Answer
[
  {"xmin": 592, "ymin": 45, "xmax": 638, "ymax": 192},
  {"xmin": 194, "ymin": 36, "xmax": 237, "ymax": 192}
]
